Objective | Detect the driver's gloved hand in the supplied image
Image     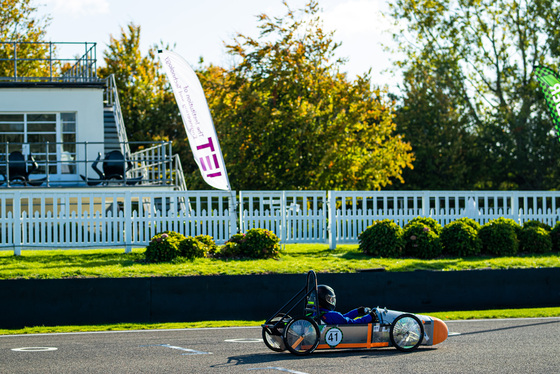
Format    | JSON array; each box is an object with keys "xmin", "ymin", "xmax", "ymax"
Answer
[
  {"xmin": 357, "ymin": 306, "xmax": 371, "ymax": 315},
  {"xmin": 369, "ymin": 309, "xmax": 379, "ymax": 322}
]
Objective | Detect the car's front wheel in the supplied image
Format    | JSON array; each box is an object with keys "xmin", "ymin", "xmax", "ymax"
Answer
[
  {"xmin": 390, "ymin": 314, "xmax": 424, "ymax": 352},
  {"xmin": 283, "ymin": 317, "xmax": 320, "ymax": 355}
]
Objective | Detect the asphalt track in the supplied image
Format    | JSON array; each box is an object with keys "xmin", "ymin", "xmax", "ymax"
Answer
[{"xmin": 1, "ymin": 318, "xmax": 559, "ymax": 374}]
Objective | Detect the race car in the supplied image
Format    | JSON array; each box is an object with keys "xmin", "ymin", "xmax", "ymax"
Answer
[{"xmin": 262, "ymin": 270, "xmax": 448, "ymax": 355}]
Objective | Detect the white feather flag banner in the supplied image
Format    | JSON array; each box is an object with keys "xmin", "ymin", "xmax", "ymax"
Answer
[{"xmin": 159, "ymin": 50, "xmax": 231, "ymax": 191}]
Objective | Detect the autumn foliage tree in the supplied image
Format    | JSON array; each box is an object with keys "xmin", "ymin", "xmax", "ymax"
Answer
[
  {"xmin": 98, "ymin": 23, "xmax": 183, "ymax": 150},
  {"xmin": 199, "ymin": 1, "xmax": 413, "ymax": 190},
  {"xmin": 0, "ymin": 0, "xmax": 51, "ymax": 78}
]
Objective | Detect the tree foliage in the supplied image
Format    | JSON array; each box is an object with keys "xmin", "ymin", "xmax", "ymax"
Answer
[
  {"xmin": 198, "ymin": 1, "xmax": 414, "ymax": 190},
  {"xmin": 98, "ymin": 23, "xmax": 183, "ymax": 151},
  {"xmin": 389, "ymin": 0, "xmax": 560, "ymax": 190},
  {"xmin": 0, "ymin": 0, "xmax": 51, "ymax": 78}
]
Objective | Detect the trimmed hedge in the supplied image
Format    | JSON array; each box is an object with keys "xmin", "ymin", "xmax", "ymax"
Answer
[
  {"xmin": 178, "ymin": 236, "xmax": 206, "ymax": 260},
  {"xmin": 215, "ymin": 229, "xmax": 280, "ymax": 259},
  {"xmin": 144, "ymin": 232, "xmax": 217, "ymax": 263},
  {"xmin": 551, "ymin": 222, "xmax": 560, "ymax": 252},
  {"xmin": 405, "ymin": 217, "xmax": 443, "ymax": 235},
  {"xmin": 358, "ymin": 219, "xmax": 404, "ymax": 258},
  {"xmin": 519, "ymin": 226, "xmax": 552, "ymax": 254},
  {"xmin": 145, "ymin": 231, "xmax": 186, "ymax": 263},
  {"xmin": 403, "ymin": 222, "xmax": 442, "ymax": 259},
  {"xmin": 477, "ymin": 218, "xmax": 519, "ymax": 256},
  {"xmin": 440, "ymin": 220, "xmax": 481, "ymax": 257},
  {"xmin": 358, "ymin": 217, "xmax": 559, "ymax": 259}
]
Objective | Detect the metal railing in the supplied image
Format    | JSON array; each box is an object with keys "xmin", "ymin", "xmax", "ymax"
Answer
[
  {"xmin": 0, "ymin": 41, "xmax": 99, "ymax": 83},
  {"xmin": 0, "ymin": 141, "xmax": 186, "ymax": 189}
]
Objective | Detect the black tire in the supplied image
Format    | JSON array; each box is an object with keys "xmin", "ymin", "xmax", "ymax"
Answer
[
  {"xmin": 283, "ymin": 316, "xmax": 320, "ymax": 356},
  {"xmin": 262, "ymin": 313, "xmax": 290, "ymax": 352},
  {"xmin": 390, "ymin": 313, "xmax": 424, "ymax": 352}
]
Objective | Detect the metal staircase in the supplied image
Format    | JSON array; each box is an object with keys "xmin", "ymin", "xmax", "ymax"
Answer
[
  {"xmin": 103, "ymin": 107, "xmax": 121, "ymax": 154},
  {"xmin": 103, "ymin": 74, "xmax": 131, "ymax": 157}
]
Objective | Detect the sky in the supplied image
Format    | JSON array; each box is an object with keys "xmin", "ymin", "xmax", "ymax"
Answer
[{"xmin": 37, "ymin": 0, "xmax": 402, "ymax": 88}]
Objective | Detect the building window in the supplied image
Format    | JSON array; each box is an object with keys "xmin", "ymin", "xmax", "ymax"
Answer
[{"xmin": 0, "ymin": 112, "xmax": 76, "ymax": 175}]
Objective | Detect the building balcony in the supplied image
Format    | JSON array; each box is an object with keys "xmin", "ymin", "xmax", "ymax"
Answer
[{"xmin": 0, "ymin": 141, "xmax": 186, "ymax": 190}]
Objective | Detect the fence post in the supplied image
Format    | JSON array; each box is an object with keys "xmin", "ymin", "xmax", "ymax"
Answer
[
  {"xmin": 328, "ymin": 191, "xmax": 336, "ymax": 249},
  {"xmin": 511, "ymin": 191, "xmax": 519, "ymax": 223},
  {"xmin": 238, "ymin": 191, "xmax": 244, "ymax": 234},
  {"xmin": 281, "ymin": 190, "xmax": 286, "ymax": 245},
  {"xmin": 422, "ymin": 191, "xmax": 429, "ymax": 218},
  {"xmin": 13, "ymin": 191, "xmax": 21, "ymax": 256},
  {"xmin": 124, "ymin": 190, "xmax": 132, "ymax": 253},
  {"xmin": 229, "ymin": 191, "xmax": 237, "ymax": 238}
]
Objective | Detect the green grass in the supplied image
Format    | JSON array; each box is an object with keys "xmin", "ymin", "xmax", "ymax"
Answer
[
  {"xmin": 1, "ymin": 244, "xmax": 559, "ymax": 279},
  {"xmin": 1, "ymin": 307, "xmax": 558, "ymax": 336},
  {"xmin": 0, "ymin": 246, "xmax": 557, "ymax": 335}
]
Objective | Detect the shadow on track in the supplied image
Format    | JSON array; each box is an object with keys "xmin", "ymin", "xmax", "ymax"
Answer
[
  {"xmin": 456, "ymin": 319, "xmax": 559, "ymax": 337},
  {"xmin": 211, "ymin": 346, "xmax": 437, "ymax": 368}
]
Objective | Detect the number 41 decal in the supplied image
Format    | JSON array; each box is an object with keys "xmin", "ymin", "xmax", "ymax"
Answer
[{"xmin": 325, "ymin": 327, "xmax": 343, "ymax": 347}]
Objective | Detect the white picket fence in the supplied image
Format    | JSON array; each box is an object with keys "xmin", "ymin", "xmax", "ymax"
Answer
[{"xmin": 2, "ymin": 189, "xmax": 560, "ymax": 254}]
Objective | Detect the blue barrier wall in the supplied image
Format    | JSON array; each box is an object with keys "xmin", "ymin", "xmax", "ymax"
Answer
[{"xmin": 1, "ymin": 268, "xmax": 559, "ymax": 329}]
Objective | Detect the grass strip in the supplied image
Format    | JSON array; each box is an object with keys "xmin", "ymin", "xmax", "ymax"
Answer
[
  {"xmin": 1, "ymin": 307, "xmax": 558, "ymax": 336},
  {"xmin": 1, "ymin": 245, "xmax": 559, "ymax": 279}
]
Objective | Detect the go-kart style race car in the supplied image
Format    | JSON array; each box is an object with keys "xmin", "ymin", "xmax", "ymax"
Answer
[{"xmin": 262, "ymin": 270, "xmax": 448, "ymax": 355}]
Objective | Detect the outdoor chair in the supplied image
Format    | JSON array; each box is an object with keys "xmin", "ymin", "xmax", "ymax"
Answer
[
  {"xmin": 1, "ymin": 151, "xmax": 47, "ymax": 186},
  {"xmin": 80, "ymin": 150, "xmax": 142, "ymax": 186}
]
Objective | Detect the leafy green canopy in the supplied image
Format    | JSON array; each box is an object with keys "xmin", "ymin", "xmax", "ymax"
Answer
[
  {"xmin": 389, "ymin": 0, "xmax": 560, "ymax": 190},
  {"xmin": 98, "ymin": 24, "xmax": 183, "ymax": 151},
  {"xmin": 197, "ymin": 1, "xmax": 414, "ymax": 190},
  {"xmin": 0, "ymin": 0, "xmax": 51, "ymax": 78}
]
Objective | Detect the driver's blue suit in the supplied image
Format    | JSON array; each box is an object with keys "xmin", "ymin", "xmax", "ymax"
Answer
[{"xmin": 317, "ymin": 307, "xmax": 373, "ymax": 324}]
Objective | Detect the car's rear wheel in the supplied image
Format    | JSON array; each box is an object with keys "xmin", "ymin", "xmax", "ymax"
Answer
[
  {"xmin": 390, "ymin": 314, "xmax": 424, "ymax": 352},
  {"xmin": 262, "ymin": 313, "xmax": 290, "ymax": 352},
  {"xmin": 283, "ymin": 316, "xmax": 320, "ymax": 355}
]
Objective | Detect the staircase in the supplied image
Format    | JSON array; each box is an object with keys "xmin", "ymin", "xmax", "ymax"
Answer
[
  {"xmin": 103, "ymin": 75, "xmax": 131, "ymax": 157},
  {"xmin": 103, "ymin": 107, "xmax": 122, "ymax": 154}
]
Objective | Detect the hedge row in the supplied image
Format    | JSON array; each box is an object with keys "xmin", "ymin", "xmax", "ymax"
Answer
[
  {"xmin": 144, "ymin": 228, "xmax": 280, "ymax": 263},
  {"xmin": 358, "ymin": 217, "xmax": 558, "ymax": 259}
]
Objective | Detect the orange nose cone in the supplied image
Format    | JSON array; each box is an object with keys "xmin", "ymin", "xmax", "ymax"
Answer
[{"xmin": 432, "ymin": 317, "xmax": 448, "ymax": 345}]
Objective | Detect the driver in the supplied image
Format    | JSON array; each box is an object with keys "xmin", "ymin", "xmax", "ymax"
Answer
[{"xmin": 315, "ymin": 284, "xmax": 376, "ymax": 324}]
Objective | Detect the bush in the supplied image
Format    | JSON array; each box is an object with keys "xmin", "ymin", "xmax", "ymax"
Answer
[
  {"xmin": 496, "ymin": 217, "xmax": 522, "ymax": 237},
  {"xmin": 144, "ymin": 231, "xmax": 185, "ymax": 263},
  {"xmin": 242, "ymin": 228, "xmax": 280, "ymax": 259},
  {"xmin": 404, "ymin": 217, "xmax": 443, "ymax": 235},
  {"xmin": 216, "ymin": 241, "xmax": 241, "ymax": 258},
  {"xmin": 454, "ymin": 217, "xmax": 481, "ymax": 232},
  {"xmin": 358, "ymin": 219, "xmax": 404, "ymax": 258},
  {"xmin": 551, "ymin": 222, "xmax": 560, "ymax": 251},
  {"xmin": 479, "ymin": 219, "xmax": 519, "ymax": 256},
  {"xmin": 217, "ymin": 229, "xmax": 280, "ymax": 259},
  {"xmin": 440, "ymin": 221, "xmax": 481, "ymax": 257},
  {"xmin": 518, "ymin": 226, "xmax": 552, "ymax": 254},
  {"xmin": 215, "ymin": 233, "xmax": 246, "ymax": 258},
  {"xmin": 403, "ymin": 222, "xmax": 442, "ymax": 259},
  {"xmin": 522, "ymin": 220, "xmax": 552, "ymax": 232},
  {"xmin": 178, "ymin": 236, "xmax": 206, "ymax": 260},
  {"xmin": 195, "ymin": 235, "xmax": 218, "ymax": 256}
]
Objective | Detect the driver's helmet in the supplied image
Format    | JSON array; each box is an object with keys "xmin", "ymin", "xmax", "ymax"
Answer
[{"xmin": 317, "ymin": 284, "xmax": 336, "ymax": 311}]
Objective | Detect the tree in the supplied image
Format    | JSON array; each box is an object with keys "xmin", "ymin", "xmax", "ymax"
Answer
[
  {"xmin": 0, "ymin": 0, "xmax": 51, "ymax": 78},
  {"xmin": 389, "ymin": 0, "xmax": 560, "ymax": 190},
  {"xmin": 392, "ymin": 60, "xmax": 484, "ymax": 190},
  {"xmin": 199, "ymin": 1, "xmax": 413, "ymax": 190},
  {"xmin": 98, "ymin": 23, "xmax": 183, "ymax": 150}
]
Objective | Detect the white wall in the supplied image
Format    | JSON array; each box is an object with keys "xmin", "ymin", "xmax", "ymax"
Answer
[{"xmin": 0, "ymin": 86, "xmax": 105, "ymax": 175}]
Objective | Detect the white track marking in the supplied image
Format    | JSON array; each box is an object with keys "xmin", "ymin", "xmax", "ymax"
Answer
[{"xmin": 11, "ymin": 347, "xmax": 58, "ymax": 352}]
